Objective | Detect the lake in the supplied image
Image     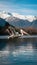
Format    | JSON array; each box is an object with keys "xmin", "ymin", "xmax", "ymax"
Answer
[{"xmin": 0, "ymin": 37, "xmax": 37, "ymax": 65}]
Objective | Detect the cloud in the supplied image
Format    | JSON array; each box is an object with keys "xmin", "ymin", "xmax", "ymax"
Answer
[
  {"xmin": 21, "ymin": 9, "xmax": 37, "ymax": 15},
  {"xmin": 0, "ymin": 3, "xmax": 37, "ymax": 16},
  {"xmin": 11, "ymin": 8, "xmax": 37, "ymax": 16}
]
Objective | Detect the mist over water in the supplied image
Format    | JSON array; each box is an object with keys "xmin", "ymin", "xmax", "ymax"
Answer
[{"xmin": 0, "ymin": 38, "xmax": 37, "ymax": 65}]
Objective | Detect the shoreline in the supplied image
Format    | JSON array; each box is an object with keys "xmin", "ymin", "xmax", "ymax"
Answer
[{"xmin": 0, "ymin": 35, "xmax": 37, "ymax": 39}]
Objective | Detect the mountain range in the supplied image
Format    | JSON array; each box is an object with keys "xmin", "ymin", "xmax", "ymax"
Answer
[
  {"xmin": 0, "ymin": 11, "xmax": 37, "ymax": 27},
  {"xmin": 0, "ymin": 11, "xmax": 37, "ymax": 35}
]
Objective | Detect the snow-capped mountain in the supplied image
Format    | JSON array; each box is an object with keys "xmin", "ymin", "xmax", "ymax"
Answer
[
  {"xmin": 5, "ymin": 12, "xmax": 37, "ymax": 28},
  {"xmin": 12, "ymin": 13, "xmax": 37, "ymax": 22},
  {"xmin": 0, "ymin": 11, "xmax": 37, "ymax": 28},
  {"xmin": 0, "ymin": 11, "xmax": 11, "ymax": 19},
  {"xmin": 0, "ymin": 11, "xmax": 37, "ymax": 22},
  {"xmin": 6, "ymin": 16, "xmax": 31, "ymax": 28}
]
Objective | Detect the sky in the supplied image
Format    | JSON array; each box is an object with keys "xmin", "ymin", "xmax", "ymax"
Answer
[{"xmin": 0, "ymin": 0, "xmax": 37, "ymax": 15}]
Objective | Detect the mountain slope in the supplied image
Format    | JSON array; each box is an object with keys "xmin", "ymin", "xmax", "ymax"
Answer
[
  {"xmin": 6, "ymin": 16, "xmax": 32, "ymax": 28},
  {"xmin": 0, "ymin": 18, "xmax": 13, "ymax": 35},
  {"xmin": 31, "ymin": 20, "xmax": 37, "ymax": 28},
  {"xmin": 0, "ymin": 18, "xmax": 7, "ymax": 27}
]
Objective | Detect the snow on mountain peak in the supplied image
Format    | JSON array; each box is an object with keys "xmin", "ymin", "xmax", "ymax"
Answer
[
  {"xmin": 12, "ymin": 13, "xmax": 25, "ymax": 20},
  {"xmin": 0, "ymin": 11, "xmax": 37, "ymax": 22},
  {"xmin": 25, "ymin": 15, "xmax": 37, "ymax": 22},
  {"xmin": 12, "ymin": 13, "xmax": 37, "ymax": 22},
  {"xmin": 0, "ymin": 11, "xmax": 11, "ymax": 19}
]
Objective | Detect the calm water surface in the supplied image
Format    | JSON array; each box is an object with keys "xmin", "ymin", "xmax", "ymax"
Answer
[{"xmin": 0, "ymin": 38, "xmax": 37, "ymax": 65}]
